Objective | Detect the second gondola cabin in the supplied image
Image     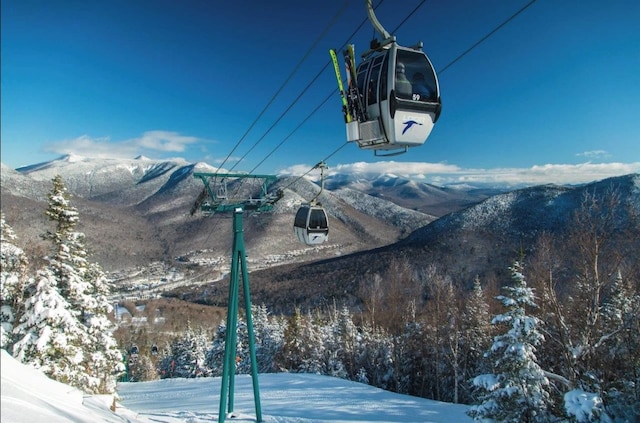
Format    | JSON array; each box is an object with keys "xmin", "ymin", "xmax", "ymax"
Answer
[{"xmin": 294, "ymin": 204, "xmax": 329, "ymax": 245}]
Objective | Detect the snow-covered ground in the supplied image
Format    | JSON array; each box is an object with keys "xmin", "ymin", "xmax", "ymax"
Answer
[{"xmin": 1, "ymin": 349, "xmax": 472, "ymax": 422}]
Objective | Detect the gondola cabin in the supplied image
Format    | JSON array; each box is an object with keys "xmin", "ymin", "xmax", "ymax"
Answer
[
  {"xmin": 348, "ymin": 42, "xmax": 442, "ymax": 155},
  {"xmin": 294, "ymin": 204, "xmax": 329, "ymax": 245}
]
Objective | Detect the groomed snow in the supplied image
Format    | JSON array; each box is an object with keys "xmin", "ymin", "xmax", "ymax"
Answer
[{"xmin": 2, "ymin": 349, "xmax": 472, "ymax": 422}]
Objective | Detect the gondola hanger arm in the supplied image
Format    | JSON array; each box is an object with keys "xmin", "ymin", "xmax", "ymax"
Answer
[
  {"xmin": 366, "ymin": 0, "xmax": 392, "ymax": 42},
  {"xmin": 310, "ymin": 161, "xmax": 328, "ymax": 205},
  {"xmin": 362, "ymin": 0, "xmax": 396, "ymax": 57}
]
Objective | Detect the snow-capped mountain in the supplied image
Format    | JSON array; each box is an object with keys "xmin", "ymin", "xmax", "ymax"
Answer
[
  {"xmin": 2, "ymin": 155, "xmax": 474, "ymax": 271},
  {"xmin": 187, "ymin": 173, "xmax": 640, "ymax": 313},
  {"xmin": 3, "ymin": 155, "xmax": 637, "ymax": 309},
  {"xmin": 324, "ymin": 171, "xmax": 500, "ymax": 216},
  {"xmin": 13, "ymin": 154, "xmax": 217, "ymax": 203}
]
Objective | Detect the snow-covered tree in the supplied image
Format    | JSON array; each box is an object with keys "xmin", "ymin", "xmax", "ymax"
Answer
[
  {"xmin": 460, "ymin": 276, "xmax": 492, "ymax": 403},
  {"xmin": 12, "ymin": 267, "xmax": 87, "ymax": 387},
  {"xmin": 41, "ymin": 175, "xmax": 92, "ymax": 315},
  {"xmin": 82, "ymin": 262, "xmax": 125, "ymax": 393},
  {"xmin": 252, "ymin": 304, "xmax": 284, "ymax": 373},
  {"xmin": 594, "ymin": 270, "xmax": 639, "ymax": 422},
  {"xmin": 128, "ymin": 353, "xmax": 157, "ymax": 382},
  {"xmin": 279, "ymin": 308, "xmax": 306, "ymax": 371},
  {"xmin": 14, "ymin": 175, "xmax": 123, "ymax": 393},
  {"xmin": 468, "ymin": 262, "xmax": 553, "ymax": 422},
  {"xmin": 330, "ymin": 305, "xmax": 359, "ymax": 378},
  {"xmin": 47, "ymin": 176, "xmax": 123, "ymax": 392},
  {"xmin": 204, "ymin": 320, "xmax": 228, "ymax": 377},
  {"xmin": 526, "ymin": 190, "xmax": 636, "ymax": 420},
  {"xmin": 1, "ymin": 212, "xmax": 30, "ymax": 349},
  {"xmin": 299, "ymin": 310, "xmax": 331, "ymax": 375},
  {"xmin": 413, "ymin": 269, "xmax": 460, "ymax": 402},
  {"xmin": 396, "ymin": 320, "xmax": 425, "ymax": 395},
  {"xmin": 355, "ymin": 324, "xmax": 394, "ymax": 391},
  {"xmin": 168, "ymin": 323, "xmax": 210, "ymax": 378}
]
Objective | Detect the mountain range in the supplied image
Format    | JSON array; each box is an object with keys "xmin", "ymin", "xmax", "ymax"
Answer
[
  {"xmin": 1, "ymin": 155, "xmax": 638, "ymax": 313},
  {"xmin": 0, "ymin": 155, "xmax": 493, "ymax": 270}
]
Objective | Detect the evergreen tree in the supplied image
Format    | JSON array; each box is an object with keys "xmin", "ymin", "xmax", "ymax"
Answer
[
  {"xmin": 12, "ymin": 268, "xmax": 87, "ymax": 387},
  {"xmin": 461, "ymin": 276, "xmax": 492, "ymax": 403},
  {"xmin": 279, "ymin": 308, "xmax": 305, "ymax": 371},
  {"xmin": 82, "ymin": 262, "xmax": 125, "ymax": 393},
  {"xmin": 320, "ymin": 304, "xmax": 349, "ymax": 379},
  {"xmin": 333, "ymin": 305, "xmax": 358, "ymax": 378},
  {"xmin": 468, "ymin": 262, "xmax": 553, "ymax": 422},
  {"xmin": 128, "ymin": 353, "xmax": 157, "ymax": 382},
  {"xmin": 300, "ymin": 310, "xmax": 329, "ymax": 375},
  {"xmin": 14, "ymin": 175, "xmax": 123, "ymax": 393},
  {"xmin": 204, "ymin": 320, "xmax": 228, "ymax": 377},
  {"xmin": 595, "ymin": 270, "xmax": 639, "ymax": 421},
  {"xmin": 355, "ymin": 324, "xmax": 394, "ymax": 391},
  {"xmin": 252, "ymin": 304, "xmax": 284, "ymax": 373},
  {"xmin": 1, "ymin": 212, "xmax": 30, "ymax": 349},
  {"xmin": 396, "ymin": 320, "xmax": 425, "ymax": 395},
  {"xmin": 170, "ymin": 323, "xmax": 210, "ymax": 378},
  {"xmin": 41, "ymin": 175, "xmax": 92, "ymax": 315}
]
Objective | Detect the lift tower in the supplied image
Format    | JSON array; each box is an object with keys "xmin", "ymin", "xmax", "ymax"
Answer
[{"xmin": 191, "ymin": 172, "xmax": 282, "ymax": 423}]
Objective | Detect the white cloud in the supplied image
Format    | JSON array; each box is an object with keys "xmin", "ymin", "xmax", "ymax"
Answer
[
  {"xmin": 278, "ymin": 161, "xmax": 640, "ymax": 187},
  {"xmin": 46, "ymin": 131, "xmax": 203, "ymax": 159},
  {"xmin": 278, "ymin": 161, "xmax": 460, "ymax": 178},
  {"xmin": 576, "ymin": 150, "xmax": 611, "ymax": 159},
  {"xmin": 211, "ymin": 156, "xmax": 242, "ymax": 165},
  {"xmin": 45, "ymin": 134, "xmax": 136, "ymax": 159},
  {"xmin": 133, "ymin": 130, "xmax": 200, "ymax": 152}
]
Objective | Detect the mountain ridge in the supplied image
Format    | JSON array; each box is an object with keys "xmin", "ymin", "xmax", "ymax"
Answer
[
  {"xmin": 182, "ymin": 173, "xmax": 640, "ymax": 313},
  {"xmin": 2, "ymin": 155, "xmax": 480, "ymax": 271},
  {"xmin": 3, "ymin": 156, "xmax": 637, "ymax": 313}
]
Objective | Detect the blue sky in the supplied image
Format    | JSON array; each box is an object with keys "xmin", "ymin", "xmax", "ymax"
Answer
[{"xmin": 2, "ymin": 0, "xmax": 639, "ymax": 186}]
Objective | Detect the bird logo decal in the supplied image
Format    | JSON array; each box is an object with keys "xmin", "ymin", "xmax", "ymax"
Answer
[{"xmin": 402, "ymin": 119, "xmax": 422, "ymax": 135}]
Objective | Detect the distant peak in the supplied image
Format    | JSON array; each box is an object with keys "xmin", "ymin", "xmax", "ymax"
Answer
[
  {"xmin": 59, "ymin": 153, "xmax": 85, "ymax": 163},
  {"xmin": 134, "ymin": 155, "xmax": 151, "ymax": 160}
]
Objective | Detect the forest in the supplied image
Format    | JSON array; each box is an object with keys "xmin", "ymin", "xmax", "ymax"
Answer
[{"xmin": 1, "ymin": 175, "xmax": 638, "ymax": 422}]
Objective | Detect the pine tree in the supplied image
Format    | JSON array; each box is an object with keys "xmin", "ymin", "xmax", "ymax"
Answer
[
  {"xmin": 82, "ymin": 262, "xmax": 125, "ymax": 393},
  {"xmin": 42, "ymin": 175, "xmax": 92, "ymax": 315},
  {"xmin": 396, "ymin": 320, "xmax": 425, "ymax": 395},
  {"xmin": 14, "ymin": 175, "xmax": 123, "ymax": 393},
  {"xmin": 12, "ymin": 267, "xmax": 87, "ymax": 387},
  {"xmin": 279, "ymin": 308, "xmax": 305, "ymax": 371},
  {"xmin": 300, "ymin": 310, "xmax": 328, "ymax": 375},
  {"xmin": 468, "ymin": 262, "xmax": 553, "ymax": 422},
  {"xmin": 461, "ymin": 276, "xmax": 492, "ymax": 403},
  {"xmin": 333, "ymin": 305, "xmax": 358, "ymax": 378},
  {"xmin": 128, "ymin": 353, "xmax": 157, "ymax": 382},
  {"xmin": 169, "ymin": 323, "xmax": 210, "ymax": 378},
  {"xmin": 1, "ymin": 212, "xmax": 30, "ymax": 350},
  {"xmin": 252, "ymin": 304, "xmax": 284, "ymax": 373},
  {"xmin": 11, "ymin": 177, "xmax": 89, "ymax": 386},
  {"xmin": 320, "ymin": 304, "xmax": 349, "ymax": 379},
  {"xmin": 204, "ymin": 320, "xmax": 227, "ymax": 377},
  {"xmin": 355, "ymin": 324, "xmax": 394, "ymax": 391},
  {"xmin": 594, "ymin": 270, "xmax": 639, "ymax": 421}
]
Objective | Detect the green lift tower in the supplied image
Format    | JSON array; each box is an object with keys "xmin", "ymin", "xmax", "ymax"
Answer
[{"xmin": 191, "ymin": 172, "xmax": 282, "ymax": 423}]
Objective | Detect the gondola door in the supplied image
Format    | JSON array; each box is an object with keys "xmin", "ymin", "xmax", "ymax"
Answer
[{"xmin": 382, "ymin": 44, "xmax": 441, "ymax": 151}]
